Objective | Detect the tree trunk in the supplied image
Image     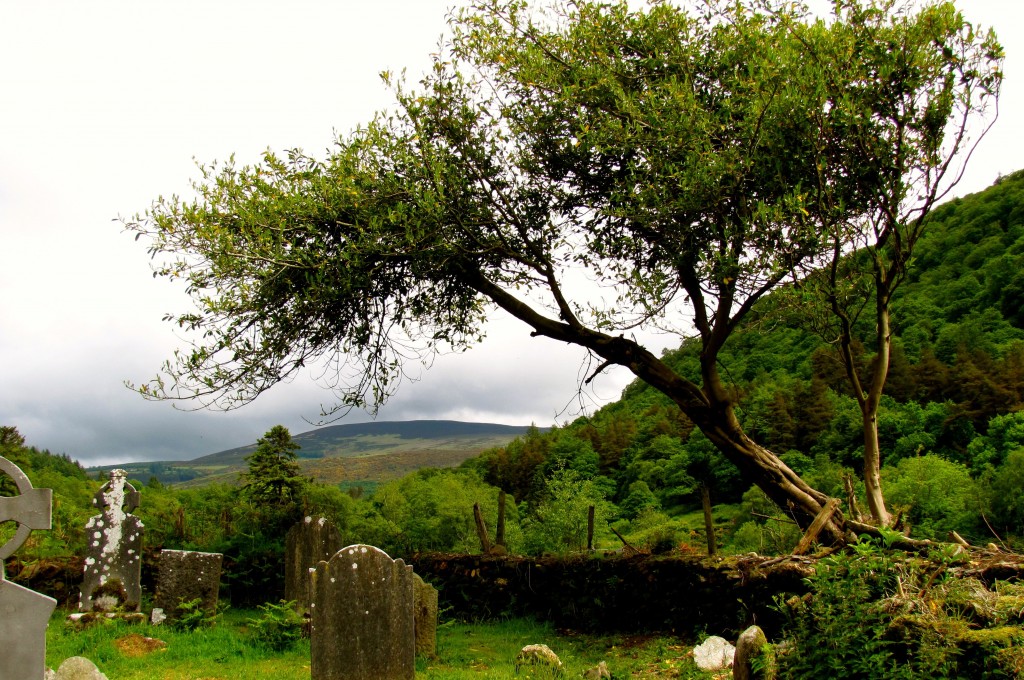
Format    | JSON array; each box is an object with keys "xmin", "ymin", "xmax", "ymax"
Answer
[
  {"xmin": 862, "ymin": 284, "xmax": 893, "ymax": 527},
  {"xmin": 689, "ymin": 405, "xmax": 846, "ymax": 542},
  {"xmin": 495, "ymin": 491, "xmax": 506, "ymax": 548},
  {"xmin": 862, "ymin": 405, "xmax": 890, "ymax": 526},
  {"xmin": 471, "ymin": 273, "xmax": 846, "ymax": 542},
  {"xmin": 700, "ymin": 484, "xmax": 716, "ymax": 557},
  {"xmin": 587, "ymin": 505, "xmax": 595, "ymax": 552},
  {"xmin": 473, "ymin": 502, "xmax": 491, "ymax": 554}
]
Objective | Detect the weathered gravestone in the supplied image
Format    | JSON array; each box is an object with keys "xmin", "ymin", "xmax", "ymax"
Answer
[
  {"xmin": 0, "ymin": 454, "xmax": 57, "ymax": 680},
  {"xmin": 285, "ymin": 516, "xmax": 342, "ymax": 613},
  {"xmin": 79, "ymin": 469, "xmax": 143, "ymax": 612},
  {"xmin": 311, "ymin": 544, "xmax": 415, "ymax": 680},
  {"xmin": 413, "ymin": 573, "xmax": 438, "ymax": 658},
  {"xmin": 733, "ymin": 624, "xmax": 773, "ymax": 680},
  {"xmin": 154, "ymin": 549, "xmax": 222, "ymax": 622}
]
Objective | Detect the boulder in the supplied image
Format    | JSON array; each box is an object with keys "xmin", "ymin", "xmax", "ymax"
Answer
[
  {"xmin": 515, "ymin": 643, "xmax": 563, "ymax": 673},
  {"xmin": 53, "ymin": 656, "xmax": 109, "ymax": 680},
  {"xmin": 693, "ymin": 635, "xmax": 735, "ymax": 672}
]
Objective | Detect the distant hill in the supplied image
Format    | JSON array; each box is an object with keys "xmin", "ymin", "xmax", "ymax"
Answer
[{"xmin": 91, "ymin": 420, "xmax": 538, "ymax": 489}]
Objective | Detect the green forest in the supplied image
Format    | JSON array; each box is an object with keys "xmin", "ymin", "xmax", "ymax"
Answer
[{"xmin": 5, "ymin": 168, "xmax": 1024, "ymax": 577}]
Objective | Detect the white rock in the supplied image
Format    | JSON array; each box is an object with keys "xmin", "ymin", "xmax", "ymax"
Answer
[
  {"xmin": 515, "ymin": 643, "xmax": 562, "ymax": 670},
  {"xmin": 150, "ymin": 607, "xmax": 166, "ymax": 625},
  {"xmin": 693, "ymin": 635, "xmax": 735, "ymax": 671},
  {"xmin": 54, "ymin": 656, "xmax": 109, "ymax": 680}
]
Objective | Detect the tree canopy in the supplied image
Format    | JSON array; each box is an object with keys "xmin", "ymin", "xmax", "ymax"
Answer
[{"xmin": 128, "ymin": 0, "xmax": 1000, "ymax": 537}]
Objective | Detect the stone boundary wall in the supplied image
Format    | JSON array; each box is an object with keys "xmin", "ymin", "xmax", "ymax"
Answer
[{"xmin": 407, "ymin": 553, "xmax": 810, "ymax": 639}]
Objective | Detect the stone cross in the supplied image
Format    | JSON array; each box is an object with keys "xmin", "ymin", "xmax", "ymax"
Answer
[
  {"xmin": 310, "ymin": 544, "xmax": 415, "ymax": 680},
  {"xmin": 285, "ymin": 516, "xmax": 342, "ymax": 613},
  {"xmin": 79, "ymin": 469, "xmax": 144, "ymax": 612},
  {"xmin": 0, "ymin": 455, "xmax": 57, "ymax": 680}
]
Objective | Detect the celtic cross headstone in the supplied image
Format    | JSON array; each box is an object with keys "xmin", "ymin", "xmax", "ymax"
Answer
[
  {"xmin": 79, "ymin": 469, "xmax": 144, "ymax": 612},
  {"xmin": 0, "ymin": 454, "xmax": 56, "ymax": 679}
]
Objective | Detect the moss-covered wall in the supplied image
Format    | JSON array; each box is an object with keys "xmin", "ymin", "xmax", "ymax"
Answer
[
  {"xmin": 408, "ymin": 552, "xmax": 810, "ymax": 639},
  {"xmin": 7, "ymin": 550, "xmax": 812, "ymax": 638}
]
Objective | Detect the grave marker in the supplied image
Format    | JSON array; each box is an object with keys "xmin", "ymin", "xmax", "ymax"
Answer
[
  {"xmin": 0, "ymin": 454, "xmax": 57, "ymax": 680},
  {"xmin": 154, "ymin": 549, "xmax": 223, "ymax": 622},
  {"xmin": 413, "ymin": 573, "xmax": 438, "ymax": 658},
  {"xmin": 310, "ymin": 544, "xmax": 415, "ymax": 680},
  {"xmin": 285, "ymin": 516, "xmax": 342, "ymax": 612},
  {"xmin": 79, "ymin": 469, "xmax": 144, "ymax": 612}
]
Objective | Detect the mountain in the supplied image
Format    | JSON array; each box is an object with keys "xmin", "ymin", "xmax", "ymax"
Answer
[{"xmin": 91, "ymin": 420, "xmax": 539, "ymax": 489}]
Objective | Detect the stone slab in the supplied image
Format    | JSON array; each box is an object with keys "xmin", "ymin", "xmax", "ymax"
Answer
[
  {"xmin": 310, "ymin": 544, "xmax": 415, "ymax": 680},
  {"xmin": 154, "ymin": 549, "xmax": 222, "ymax": 621}
]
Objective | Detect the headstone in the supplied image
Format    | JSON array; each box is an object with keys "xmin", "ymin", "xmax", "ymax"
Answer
[
  {"xmin": 413, "ymin": 573, "xmax": 438, "ymax": 657},
  {"xmin": 154, "ymin": 549, "xmax": 222, "ymax": 622},
  {"xmin": 693, "ymin": 635, "xmax": 735, "ymax": 672},
  {"xmin": 310, "ymin": 544, "xmax": 415, "ymax": 680},
  {"xmin": 285, "ymin": 516, "xmax": 342, "ymax": 612},
  {"xmin": 0, "ymin": 455, "xmax": 57, "ymax": 680},
  {"xmin": 733, "ymin": 625, "xmax": 774, "ymax": 680},
  {"xmin": 79, "ymin": 469, "xmax": 144, "ymax": 612}
]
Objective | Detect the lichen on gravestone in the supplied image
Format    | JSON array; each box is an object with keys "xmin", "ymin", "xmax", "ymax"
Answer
[
  {"xmin": 154, "ymin": 549, "xmax": 223, "ymax": 622},
  {"xmin": 413, "ymin": 573, "xmax": 439, "ymax": 657},
  {"xmin": 310, "ymin": 544, "xmax": 416, "ymax": 680},
  {"xmin": 285, "ymin": 515, "xmax": 342, "ymax": 613},
  {"xmin": 79, "ymin": 469, "xmax": 144, "ymax": 612}
]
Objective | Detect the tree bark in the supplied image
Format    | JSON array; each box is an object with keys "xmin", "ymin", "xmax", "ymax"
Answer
[
  {"xmin": 495, "ymin": 491, "xmax": 507, "ymax": 548},
  {"xmin": 861, "ymin": 290, "xmax": 892, "ymax": 527},
  {"xmin": 587, "ymin": 505, "xmax": 595, "ymax": 552},
  {"xmin": 700, "ymin": 484, "xmax": 716, "ymax": 557},
  {"xmin": 473, "ymin": 502, "xmax": 491, "ymax": 554}
]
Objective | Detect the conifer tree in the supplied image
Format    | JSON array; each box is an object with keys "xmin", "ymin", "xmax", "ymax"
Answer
[{"xmin": 241, "ymin": 425, "xmax": 303, "ymax": 505}]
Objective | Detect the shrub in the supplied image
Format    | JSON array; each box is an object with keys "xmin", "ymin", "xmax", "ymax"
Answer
[
  {"xmin": 777, "ymin": 537, "xmax": 1024, "ymax": 678},
  {"xmin": 171, "ymin": 598, "xmax": 224, "ymax": 632},
  {"xmin": 248, "ymin": 600, "xmax": 306, "ymax": 651}
]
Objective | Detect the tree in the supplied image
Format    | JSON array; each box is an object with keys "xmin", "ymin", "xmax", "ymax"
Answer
[
  {"xmin": 242, "ymin": 425, "xmax": 304, "ymax": 506},
  {"xmin": 0, "ymin": 425, "xmax": 29, "ymax": 496},
  {"xmin": 522, "ymin": 468, "xmax": 613, "ymax": 554},
  {"xmin": 780, "ymin": 0, "xmax": 1002, "ymax": 525},
  {"xmin": 127, "ymin": 0, "xmax": 990, "ymax": 540}
]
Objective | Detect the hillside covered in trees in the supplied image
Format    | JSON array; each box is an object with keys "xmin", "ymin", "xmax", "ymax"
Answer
[{"xmin": 466, "ymin": 169, "xmax": 1024, "ymax": 552}]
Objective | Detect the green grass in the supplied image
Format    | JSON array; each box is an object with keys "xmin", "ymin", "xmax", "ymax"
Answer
[{"xmin": 46, "ymin": 608, "xmax": 716, "ymax": 679}]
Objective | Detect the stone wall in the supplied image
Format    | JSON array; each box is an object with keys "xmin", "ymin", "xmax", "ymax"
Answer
[{"xmin": 407, "ymin": 553, "xmax": 811, "ymax": 639}]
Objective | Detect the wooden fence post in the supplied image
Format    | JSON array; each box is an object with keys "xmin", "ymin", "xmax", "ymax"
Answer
[{"xmin": 473, "ymin": 502, "xmax": 492, "ymax": 554}]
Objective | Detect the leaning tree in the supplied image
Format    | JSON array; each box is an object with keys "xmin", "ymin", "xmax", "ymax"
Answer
[{"xmin": 127, "ymin": 0, "xmax": 998, "ymax": 541}]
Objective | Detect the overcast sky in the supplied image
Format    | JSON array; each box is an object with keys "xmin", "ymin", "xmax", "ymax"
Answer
[{"xmin": 2, "ymin": 1, "xmax": 1022, "ymax": 467}]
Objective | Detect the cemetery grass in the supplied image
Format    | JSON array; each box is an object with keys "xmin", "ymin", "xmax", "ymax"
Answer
[{"xmin": 47, "ymin": 608, "xmax": 715, "ymax": 678}]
